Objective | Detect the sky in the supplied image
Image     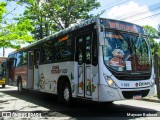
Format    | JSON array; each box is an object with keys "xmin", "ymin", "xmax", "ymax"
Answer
[
  {"xmin": 97, "ymin": 0, "xmax": 160, "ymax": 29},
  {"xmin": 1, "ymin": 0, "xmax": 160, "ymax": 57}
]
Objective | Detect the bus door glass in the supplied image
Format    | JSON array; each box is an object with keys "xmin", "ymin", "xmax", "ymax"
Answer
[
  {"xmin": 27, "ymin": 51, "xmax": 34, "ymax": 89},
  {"xmin": 34, "ymin": 50, "xmax": 40, "ymax": 90},
  {"xmin": 76, "ymin": 33, "xmax": 93, "ymax": 98}
]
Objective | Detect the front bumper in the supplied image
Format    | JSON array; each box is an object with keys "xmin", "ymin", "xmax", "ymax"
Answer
[{"xmin": 98, "ymin": 84, "xmax": 155, "ymax": 102}]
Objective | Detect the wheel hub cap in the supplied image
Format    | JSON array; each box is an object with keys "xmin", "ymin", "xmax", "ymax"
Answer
[{"xmin": 64, "ymin": 88, "xmax": 70, "ymax": 102}]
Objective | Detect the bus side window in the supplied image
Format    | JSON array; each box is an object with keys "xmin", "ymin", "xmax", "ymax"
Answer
[
  {"xmin": 22, "ymin": 51, "xmax": 28, "ymax": 65},
  {"xmin": 16, "ymin": 52, "xmax": 23, "ymax": 67},
  {"xmin": 54, "ymin": 35, "xmax": 72, "ymax": 61},
  {"xmin": 40, "ymin": 47, "xmax": 45, "ymax": 63}
]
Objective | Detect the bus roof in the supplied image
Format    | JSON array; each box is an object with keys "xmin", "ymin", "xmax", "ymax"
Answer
[{"xmin": 8, "ymin": 17, "xmax": 145, "ymax": 56}]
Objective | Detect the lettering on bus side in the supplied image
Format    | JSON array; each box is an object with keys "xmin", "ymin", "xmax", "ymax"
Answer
[{"xmin": 51, "ymin": 65, "xmax": 67, "ymax": 74}]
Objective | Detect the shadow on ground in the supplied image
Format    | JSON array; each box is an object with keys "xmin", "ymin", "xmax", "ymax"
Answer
[{"xmin": 1, "ymin": 88, "xmax": 159, "ymax": 119}]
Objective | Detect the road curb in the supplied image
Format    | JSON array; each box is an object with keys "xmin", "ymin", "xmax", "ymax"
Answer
[{"xmin": 141, "ymin": 97, "xmax": 160, "ymax": 103}]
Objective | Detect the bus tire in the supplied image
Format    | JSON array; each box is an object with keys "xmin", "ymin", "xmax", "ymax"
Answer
[
  {"xmin": 58, "ymin": 81, "xmax": 72, "ymax": 106},
  {"xmin": 2, "ymin": 84, "xmax": 5, "ymax": 88},
  {"xmin": 106, "ymin": 101, "xmax": 114, "ymax": 104},
  {"xmin": 18, "ymin": 79, "xmax": 23, "ymax": 93}
]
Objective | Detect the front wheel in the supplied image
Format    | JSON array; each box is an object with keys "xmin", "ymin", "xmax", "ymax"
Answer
[
  {"xmin": 64, "ymin": 83, "xmax": 71, "ymax": 103},
  {"xmin": 58, "ymin": 82, "xmax": 73, "ymax": 106}
]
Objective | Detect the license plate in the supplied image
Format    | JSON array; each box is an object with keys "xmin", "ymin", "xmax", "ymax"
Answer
[{"xmin": 133, "ymin": 95, "xmax": 142, "ymax": 100}]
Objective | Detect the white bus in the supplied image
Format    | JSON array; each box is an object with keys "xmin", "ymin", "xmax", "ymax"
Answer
[{"xmin": 7, "ymin": 17, "xmax": 155, "ymax": 104}]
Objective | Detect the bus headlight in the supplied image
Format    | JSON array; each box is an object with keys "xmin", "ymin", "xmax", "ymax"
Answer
[
  {"xmin": 104, "ymin": 74, "xmax": 118, "ymax": 89},
  {"xmin": 107, "ymin": 79, "xmax": 114, "ymax": 86}
]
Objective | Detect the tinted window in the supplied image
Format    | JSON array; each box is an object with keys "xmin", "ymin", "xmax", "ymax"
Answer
[
  {"xmin": 39, "ymin": 41, "xmax": 53, "ymax": 63},
  {"xmin": 39, "ymin": 35, "xmax": 72, "ymax": 64},
  {"xmin": 16, "ymin": 52, "xmax": 22, "ymax": 67},
  {"xmin": 21, "ymin": 51, "xmax": 28, "ymax": 65},
  {"xmin": 54, "ymin": 35, "xmax": 72, "ymax": 60}
]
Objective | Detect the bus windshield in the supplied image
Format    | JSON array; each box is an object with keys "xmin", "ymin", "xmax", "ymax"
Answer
[{"xmin": 103, "ymin": 30, "xmax": 151, "ymax": 72}]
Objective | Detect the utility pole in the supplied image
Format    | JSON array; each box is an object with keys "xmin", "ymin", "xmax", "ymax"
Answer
[{"xmin": 154, "ymin": 54, "xmax": 160, "ymax": 98}]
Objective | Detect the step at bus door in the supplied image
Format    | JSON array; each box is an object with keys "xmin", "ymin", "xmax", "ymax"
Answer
[
  {"xmin": 76, "ymin": 33, "xmax": 93, "ymax": 98},
  {"xmin": 27, "ymin": 51, "xmax": 34, "ymax": 89}
]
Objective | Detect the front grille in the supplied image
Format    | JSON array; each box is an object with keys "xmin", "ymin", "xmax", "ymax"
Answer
[
  {"xmin": 107, "ymin": 65, "xmax": 151, "ymax": 80},
  {"xmin": 113, "ymin": 72, "xmax": 151, "ymax": 80},
  {"xmin": 115, "ymin": 75, "xmax": 150, "ymax": 80},
  {"xmin": 122, "ymin": 89, "xmax": 150, "ymax": 99}
]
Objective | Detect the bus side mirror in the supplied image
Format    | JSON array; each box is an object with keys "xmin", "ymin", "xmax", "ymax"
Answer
[{"xmin": 99, "ymin": 32, "xmax": 105, "ymax": 46}]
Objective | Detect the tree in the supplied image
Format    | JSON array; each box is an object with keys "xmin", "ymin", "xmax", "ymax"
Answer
[
  {"xmin": 144, "ymin": 25, "xmax": 160, "ymax": 56},
  {"xmin": 16, "ymin": 0, "xmax": 102, "ymax": 40},
  {"xmin": 0, "ymin": 2, "xmax": 7, "ymax": 22},
  {"xmin": 0, "ymin": 1, "xmax": 34, "ymax": 49},
  {"xmin": 0, "ymin": 19, "xmax": 34, "ymax": 48}
]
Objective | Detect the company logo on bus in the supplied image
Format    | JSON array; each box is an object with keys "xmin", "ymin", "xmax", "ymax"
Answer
[
  {"xmin": 135, "ymin": 82, "xmax": 150, "ymax": 87},
  {"xmin": 135, "ymin": 83, "xmax": 138, "ymax": 87}
]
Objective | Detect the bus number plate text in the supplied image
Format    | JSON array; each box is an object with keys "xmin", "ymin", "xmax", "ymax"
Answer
[{"xmin": 121, "ymin": 83, "xmax": 130, "ymax": 87}]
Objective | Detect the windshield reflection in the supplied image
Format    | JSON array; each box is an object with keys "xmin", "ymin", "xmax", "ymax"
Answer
[{"xmin": 103, "ymin": 31, "xmax": 151, "ymax": 72}]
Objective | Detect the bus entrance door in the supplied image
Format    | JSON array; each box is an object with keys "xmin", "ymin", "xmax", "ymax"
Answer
[
  {"xmin": 76, "ymin": 33, "xmax": 92, "ymax": 98},
  {"xmin": 27, "ymin": 51, "xmax": 34, "ymax": 89},
  {"xmin": 34, "ymin": 51, "xmax": 40, "ymax": 90}
]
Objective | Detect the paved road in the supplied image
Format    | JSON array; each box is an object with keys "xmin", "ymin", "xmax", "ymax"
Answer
[{"xmin": 0, "ymin": 86, "xmax": 160, "ymax": 120}]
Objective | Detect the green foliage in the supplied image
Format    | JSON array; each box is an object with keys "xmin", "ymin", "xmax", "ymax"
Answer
[
  {"xmin": 144, "ymin": 25, "xmax": 160, "ymax": 56},
  {"xmin": 16, "ymin": 0, "xmax": 102, "ymax": 40},
  {"xmin": 144, "ymin": 25, "xmax": 158, "ymax": 38},
  {"xmin": 0, "ymin": 2, "xmax": 7, "ymax": 22},
  {"xmin": 0, "ymin": 1, "xmax": 34, "ymax": 49},
  {"xmin": 0, "ymin": 19, "xmax": 34, "ymax": 48}
]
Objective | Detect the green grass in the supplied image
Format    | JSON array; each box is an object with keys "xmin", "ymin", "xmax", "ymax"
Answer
[{"xmin": 153, "ymin": 94, "xmax": 157, "ymax": 97}]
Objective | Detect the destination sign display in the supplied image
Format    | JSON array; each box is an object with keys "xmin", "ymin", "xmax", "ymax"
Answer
[
  {"xmin": 59, "ymin": 36, "xmax": 69, "ymax": 42},
  {"xmin": 100, "ymin": 18, "xmax": 144, "ymax": 34}
]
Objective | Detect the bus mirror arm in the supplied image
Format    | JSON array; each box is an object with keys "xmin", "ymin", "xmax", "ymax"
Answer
[{"xmin": 99, "ymin": 32, "xmax": 105, "ymax": 46}]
